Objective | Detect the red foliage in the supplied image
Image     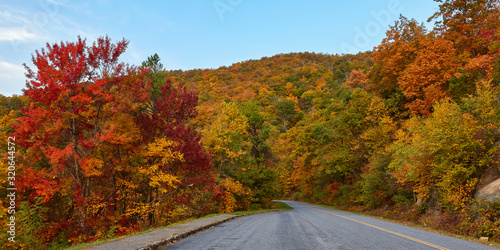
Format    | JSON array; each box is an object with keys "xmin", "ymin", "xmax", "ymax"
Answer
[
  {"xmin": 14, "ymin": 36, "xmax": 151, "ymax": 240},
  {"xmin": 136, "ymin": 79, "xmax": 213, "ymax": 187}
]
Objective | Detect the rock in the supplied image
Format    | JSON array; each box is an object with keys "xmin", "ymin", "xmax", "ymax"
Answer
[
  {"xmin": 475, "ymin": 167, "xmax": 500, "ymax": 202},
  {"xmin": 479, "ymin": 237, "xmax": 489, "ymax": 241},
  {"xmin": 475, "ymin": 178, "xmax": 500, "ymax": 201}
]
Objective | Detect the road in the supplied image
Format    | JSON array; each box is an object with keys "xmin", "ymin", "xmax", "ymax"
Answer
[{"xmin": 163, "ymin": 201, "xmax": 497, "ymax": 250}]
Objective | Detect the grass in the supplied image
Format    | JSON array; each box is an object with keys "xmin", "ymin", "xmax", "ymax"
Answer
[
  {"xmin": 305, "ymin": 201, "xmax": 500, "ymax": 249},
  {"xmin": 230, "ymin": 201, "xmax": 293, "ymax": 215},
  {"xmin": 65, "ymin": 201, "xmax": 292, "ymax": 250}
]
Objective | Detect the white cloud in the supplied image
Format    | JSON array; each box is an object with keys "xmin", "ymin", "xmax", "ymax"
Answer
[
  {"xmin": 0, "ymin": 6, "xmax": 46, "ymax": 44},
  {"xmin": 0, "ymin": 61, "xmax": 26, "ymax": 96},
  {"xmin": 0, "ymin": 27, "xmax": 38, "ymax": 41},
  {"xmin": 0, "ymin": 1, "xmax": 90, "ymax": 45}
]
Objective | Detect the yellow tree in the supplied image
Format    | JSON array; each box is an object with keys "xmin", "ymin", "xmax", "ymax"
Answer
[
  {"xmin": 133, "ymin": 137, "xmax": 184, "ymax": 225},
  {"xmin": 390, "ymin": 94, "xmax": 497, "ymax": 210},
  {"xmin": 141, "ymin": 138, "xmax": 183, "ymax": 196},
  {"xmin": 202, "ymin": 102, "xmax": 250, "ymax": 176}
]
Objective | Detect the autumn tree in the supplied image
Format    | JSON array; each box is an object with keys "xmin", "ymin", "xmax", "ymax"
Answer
[
  {"xmin": 201, "ymin": 102, "xmax": 250, "ymax": 176},
  {"xmin": 368, "ymin": 16, "xmax": 427, "ymax": 118},
  {"xmin": 399, "ymin": 37, "xmax": 460, "ymax": 116},
  {"xmin": 429, "ymin": 0, "xmax": 500, "ymax": 56},
  {"xmin": 316, "ymin": 89, "xmax": 391, "ymax": 182},
  {"xmin": 134, "ymin": 78, "xmax": 214, "ymax": 224},
  {"xmin": 368, "ymin": 16, "xmax": 427, "ymax": 98},
  {"xmin": 14, "ymin": 36, "xmax": 151, "ymax": 240},
  {"xmin": 345, "ymin": 69, "xmax": 368, "ymax": 88}
]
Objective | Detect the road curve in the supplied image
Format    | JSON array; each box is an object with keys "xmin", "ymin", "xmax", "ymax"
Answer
[{"xmin": 163, "ymin": 201, "xmax": 497, "ymax": 250}]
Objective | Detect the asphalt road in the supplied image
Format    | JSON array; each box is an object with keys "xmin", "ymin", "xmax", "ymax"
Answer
[{"xmin": 163, "ymin": 201, "xmax": 497, "ymax": 250}]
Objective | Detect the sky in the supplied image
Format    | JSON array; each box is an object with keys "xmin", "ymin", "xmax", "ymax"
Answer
[{"xmin": 0, "ymin": 0, "xmax": 441, "ymax": 96}]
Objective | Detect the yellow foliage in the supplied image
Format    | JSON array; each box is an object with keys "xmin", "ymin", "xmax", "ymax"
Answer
[
  {"xmin": 86, "ymin": 195, "xmax": 107, "ymax": 215},
  {"xmin": 116, "ymin": 176, "xmax": 139, "ymax": 189},
  {"xmin": 124, "ymin": 202, "xmax": 153, "ymax": 219},
  {"xmin": 285, "ymin": 82, "xmax": 296, "ymax": 97},
  {"xmin": 140, "ymin": 138, "xmax": 183, "ymax": 193},
  {"xmin": 219, "ymin": 177, "xmax": 252, "ymax": 213},
  {"xmin": 201, "ymin": 102, "xmax": 250, "ymax": 171},
  {"xmin": 102, "ymin": 112, "xmax": 142, "ymax": 145},
  {"xmin": 165, "ymin": 204, "xmax": 191, "ymax": 222},
  {"xmin": 81, "ymin": 158, "xmax": 104, "ymax": 177}
]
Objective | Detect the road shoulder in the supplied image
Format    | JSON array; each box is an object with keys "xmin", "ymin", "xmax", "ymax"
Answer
[{"xmin": 89, "ymin": 214, "xmax": 239, "ymax": 250}]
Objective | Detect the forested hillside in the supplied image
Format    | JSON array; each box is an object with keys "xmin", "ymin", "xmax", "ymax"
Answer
[{"xmin": 2, "ymin": 0, "xmax": 500, "ymax": 248}]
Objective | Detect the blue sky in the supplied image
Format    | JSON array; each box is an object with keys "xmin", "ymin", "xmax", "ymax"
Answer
[{"xmin": 0, "ymin": 0, "xmax": 440, "ymax": 96}]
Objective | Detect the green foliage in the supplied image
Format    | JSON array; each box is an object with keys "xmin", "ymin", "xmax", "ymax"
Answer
[
  {"xmin": 142, "ymin": 53, "xmax": 164, "ymax": 74},
  {"xmin": 493, "ymin": 58, "xmax": 500, "ymax": 85},
  {"xmin": 361, "ymin": 153, "xmax": 397, "ymax": 209},
  {"xmin": 274, "ymin": 99, "xmax": 298, "ymax": 132},
  {"xmin": 239, "ymin": 101, "xmax": 273, "ymax": 167},
  {"xmin": 238, "ymin": 164, "xmax": 280, "ymax": 208},
  {"xmin": 17, "ymin": 197, "xmax": 49, "ymax": 249},
  {"xmin": 141, "ymin": 53, "xmax": 167, "ymax": 108},
  {"xmin": 389, "ymin": 87, "xmax": 500, "ymax": 211},
  {"xmin": 448, "ymin": 69, "xmax": 479, "ymax": 103},
  {"xmin": 474, "ymin": 199, "xmax": 500, "ymax": 238}
]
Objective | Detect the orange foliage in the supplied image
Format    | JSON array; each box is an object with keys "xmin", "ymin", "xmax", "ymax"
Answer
[
  {"xmin": 369, "ymin": 16, "xmax": 426, "ymax": 97},
  {"xmin": 429, "ymin": 0, "xmax": 500, "ymax": 56},
  {"xmin": 399, "ymin": 38, "xmax": 460, "ymax": 116},
  {"xmin": 346, "ymin": 69, "xmax": 368, "ymax": 88}
]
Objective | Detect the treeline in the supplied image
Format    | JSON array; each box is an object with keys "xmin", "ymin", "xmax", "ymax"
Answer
[{"xmin": 2, "ymin": 0, "xmax": 500, "ymax": 248}]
